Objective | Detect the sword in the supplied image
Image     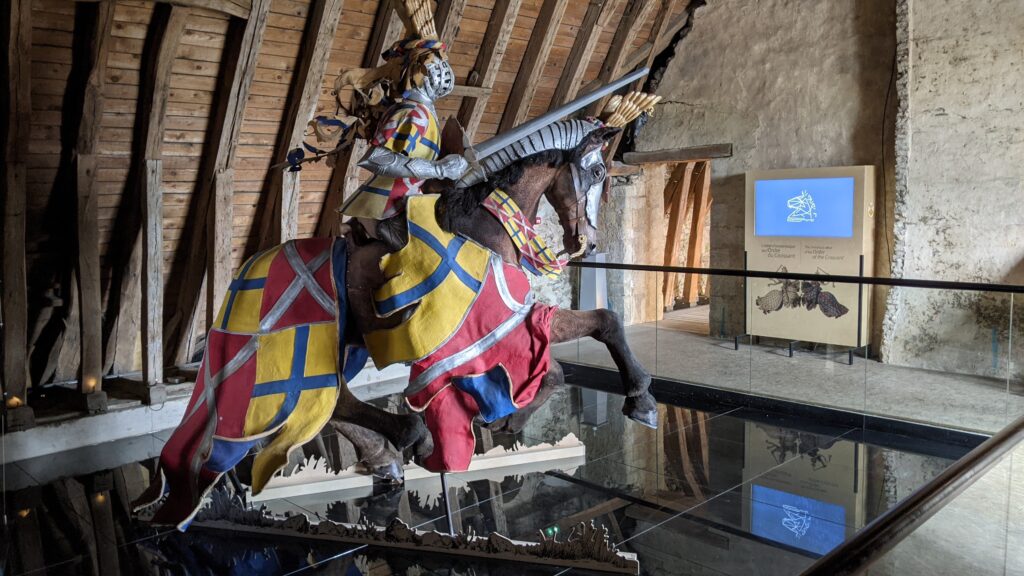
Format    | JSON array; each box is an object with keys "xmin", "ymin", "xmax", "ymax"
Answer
[{"xmin": 461, "ymin": 67, "xmax": 650, "ymax": 181}]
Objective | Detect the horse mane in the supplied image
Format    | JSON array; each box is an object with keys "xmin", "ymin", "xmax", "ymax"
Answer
[{"xmin": 435, "ymin": 149, "xmax": 568, "ymax": 233}]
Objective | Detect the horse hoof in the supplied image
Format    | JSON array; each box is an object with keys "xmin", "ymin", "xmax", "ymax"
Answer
[
  {"xmin": 371, "ymin": 461, "xmax": 404, "ymax": 484},
  {"xmin": 622, "ymin": 394, "xmax": 659, "ymax": 429}
]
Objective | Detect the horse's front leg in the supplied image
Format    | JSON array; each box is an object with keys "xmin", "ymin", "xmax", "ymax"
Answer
[
  {"xmin": 551, "ymin": 308, "xmax": 657, "ymax": 428},
  {"xmin": 330, "ymin": 420, "xmax": 404, "ymax": 483}
]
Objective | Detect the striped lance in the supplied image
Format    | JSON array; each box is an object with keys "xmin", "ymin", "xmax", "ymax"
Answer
[{"xmin": 459, "ymin": 68, "xmax": 650, "ymax": 186}]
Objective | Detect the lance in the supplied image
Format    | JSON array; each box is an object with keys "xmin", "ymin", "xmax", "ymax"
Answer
[{"xmin": 460, "ymin": 67, "xmax": 650, "ymax": 181}]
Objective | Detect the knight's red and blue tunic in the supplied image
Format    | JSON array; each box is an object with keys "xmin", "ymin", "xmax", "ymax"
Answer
[{"xmin": 339, "ymin": 100, "xmax": 441, "ymax": 220}]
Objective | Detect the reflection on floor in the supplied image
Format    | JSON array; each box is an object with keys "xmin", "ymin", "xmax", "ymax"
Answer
[
  {"xmin": 659, "ymin": 307, "xmax": 710, "ymax": 337},
  {"xmin": 3, "ymin": 379, "xmax": 974, "ymax": 576},
  {"xmin": 554, "ymin": 322, "xmax": 1024, "ymax": 434}
]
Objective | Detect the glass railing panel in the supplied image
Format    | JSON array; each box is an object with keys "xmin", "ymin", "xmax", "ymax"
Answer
[
  {"xmin": 747, "ymin": 275, "xmax": 868, "ymax": 414},
  {"xmin": 655, "ymin": 272, "xmax": 753, "ymax": 395},
  {"xmin": 862, "ymin": 440, "xmax": 1023, "ymax": 576},
  {"xmin": 867, "ymin": 288, "xmax": 1020, "ymax": 434}
]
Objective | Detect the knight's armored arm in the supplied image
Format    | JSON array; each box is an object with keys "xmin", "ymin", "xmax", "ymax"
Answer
[{"xmin": 358, "ymin": 146, "xmax": 468, "ymax": 181}]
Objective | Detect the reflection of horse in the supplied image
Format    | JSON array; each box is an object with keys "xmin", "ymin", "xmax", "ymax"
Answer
[{"xmin": 141, "ymin": 123, "xmax": 656, "ymax": 526}]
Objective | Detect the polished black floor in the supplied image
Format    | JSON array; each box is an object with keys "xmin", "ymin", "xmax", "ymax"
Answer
[{"xmin": 2, "ymin": 379, "xmax": 968, "ymax": 576}]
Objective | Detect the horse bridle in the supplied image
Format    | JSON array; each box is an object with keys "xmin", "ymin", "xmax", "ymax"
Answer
[{"xmin": 558, "ymin": 147, "xmax": 607, "ymax": 258}]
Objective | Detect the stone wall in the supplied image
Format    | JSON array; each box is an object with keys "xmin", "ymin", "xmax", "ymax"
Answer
[
  {"xmin": 881, "ymin": 0, "xmax": 1024, "ymax": 380},
  {"xmin": 599, "ymin": 166, "xmax": 668, "ymax": 325},
  {"xmin": 636, "ymin": 0, "xmax": 897, "ymax": 339}
]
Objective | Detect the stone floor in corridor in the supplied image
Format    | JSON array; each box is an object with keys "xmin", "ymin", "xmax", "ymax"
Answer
[
  {"xmin": 553, "ymin": 306, "xmax": 1024, "ymax": 435},
  {"xmin": 6, "ymin": 377, "xmax": 1008, "ymax": 576}
]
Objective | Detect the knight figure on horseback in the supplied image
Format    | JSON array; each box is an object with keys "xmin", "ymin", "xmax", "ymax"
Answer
[{"xmin": 136, "ymin": 0, "xmax": 665, "ymax": 530}]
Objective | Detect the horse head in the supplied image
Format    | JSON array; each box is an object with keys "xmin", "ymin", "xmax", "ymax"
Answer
[{"xmin": 547, "ymin": 126, "xmax": 620, "ymax": 259}]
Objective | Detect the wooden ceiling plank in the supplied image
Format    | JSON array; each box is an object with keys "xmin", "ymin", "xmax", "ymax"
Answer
[
  {"xmin": 162, "ymin": 0, "xmax": 272, "ymax": 367},
  {"xmin": 3, "ymin": 0, "xmax": 35, "ymax": 429},
  {"xmin": 168, "ymin": 0, "xmax": 251, "ymax": 19},
  {"xmin": 550, "ymin": 0, "xmax": 620, "ymax": 107},
  {"xmin": 76, "ymin": 0, "xmax": 117, "ymax": 404},
  {"xmin": 455, "ymin": 0, "xmax": 522, "ymax": 138},
  {"xmin": 257, "ymin": 0, "xmax": 346, "ymax": 247},
  {"xmin": 498, "ymin": 0, "xmax": 569, "ymax": 133}
]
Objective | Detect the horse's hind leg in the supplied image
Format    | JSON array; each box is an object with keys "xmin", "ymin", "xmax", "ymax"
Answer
[
  {"xmin": 333, "ymin": 382, "xmax": 434, "ymax": 460},
  {"xmin": 330, "ymin": 420, "xmax": 404, "ymax": 483},
  {"xmin": 550, "ymin": 308, "xmax": 657, "ymax": 428}
]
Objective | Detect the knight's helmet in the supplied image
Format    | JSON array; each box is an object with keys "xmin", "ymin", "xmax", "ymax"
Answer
[
  {"xmin": 289, "ymin": 0, "xmax": 453, "ymax": 170},
  {"xmin": 334, "ymin": 0, "xmax": 453, "ymax": 102}
]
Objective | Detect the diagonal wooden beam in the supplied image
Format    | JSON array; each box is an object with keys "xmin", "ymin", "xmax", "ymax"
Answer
[
  {"xmin": 256, "ymin": 0, "xmax": 346, "ymax": 248},
  {"xmin": 456, "ymin": 0, "xmax": 523, "ymax": 138},
  {"xmin": 498, "ymin": 0, "xmax": 570, "ymax": 132},
  {"xmin": 603, "ymin": 0, "xmax": 684, "ymax": 159},
  {"xmin": 576, "ymin": 9, "xmax": 689, "ymax": 97},
  {"xmin": 435, "ymin": 0, "xmax": 468, "ymax": 48},
  {"xmin": 551, "ymin": 0, "xmax": 621, "ymax": 107},
  {"xmin": 661, "ymin": 162, "xmax": 694, "ymax": 307},
  {"xmin": 3, "ymin": 0, "xmax": 34, "ymax": 429},
  {"xmin": 162, "ymin": 0, "xmax": 272, "ymax": 368},
  {"xmin": 76, "ymin": 0, "xmax": 116, "ymax": 400},
  {"xmin": 585, "ymin": 0, "xmax": 658, "ymax": 116},
  {"xmin": 103, "ymin": 4, "xmax": 189, "ymax": 386},
  {"xmin": 315, "ymin": 0, "xmax": 405, "ymax": 236},
  {"xmin": 681, "ymin": 160, "xmax": 711, "ymax": 304}
]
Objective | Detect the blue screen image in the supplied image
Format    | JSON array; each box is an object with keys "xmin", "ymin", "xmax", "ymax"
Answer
[
  {"xmin": 754, "ymin": 177, "xmax": 855, "ymax": 238},
  {"xmin": 750, "ymin": 484, "xmax": 847, "ymax": 556}
]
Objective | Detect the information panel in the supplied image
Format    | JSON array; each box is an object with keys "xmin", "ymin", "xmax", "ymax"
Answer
[{"xmin": 744, "ymin": 166, "xmax": 875, "ymax": 347}]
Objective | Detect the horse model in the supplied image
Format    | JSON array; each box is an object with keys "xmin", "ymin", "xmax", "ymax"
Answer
[{"xmin": 139, "ymin": 118, "xmax": 657, "ymax": 529}]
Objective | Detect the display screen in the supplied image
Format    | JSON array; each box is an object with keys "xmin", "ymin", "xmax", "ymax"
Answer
[
  {"xmin": 754, "ymin": 177, "xmax": 855, "ymax": 238},
  {"xmin": 750, "ymin": 484, "xmax": 847, "ymax": 555}
]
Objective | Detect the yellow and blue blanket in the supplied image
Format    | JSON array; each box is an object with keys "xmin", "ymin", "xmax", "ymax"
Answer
[{"xmin": 147, "ymin": 237, "xmax": 367, "ymax": 530}]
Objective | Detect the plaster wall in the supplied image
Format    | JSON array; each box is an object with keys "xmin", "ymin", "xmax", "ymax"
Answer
[
  {"xmin": 881, "ymin": 0, "xmax": 1024, "ymax": 381},
  {"xmin": 636, "ymin": 0, "xmax": 897, "ymax": 340}
]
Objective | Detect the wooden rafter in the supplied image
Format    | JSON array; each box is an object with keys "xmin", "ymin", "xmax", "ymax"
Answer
[
  {"xmin": 75, "ymin": 0, "xmax": 116, "ymax": 399},
  {"xmin": 585, "ymin": 0, "xmax": 658, "ymax": 116},
  {"xmin": 661, "ymin": 162, "xmax": 694, "ymax": 306},
  {"xmin": 162, "ymin": 0, "xmax": 272, "ymax": 367},
  {"xmin": 103, "ymin": 4, "xmax": 189, "ymax": 380},
  {"xmin": 623, "ymin": 143, "xmax": 732, "ymax": 165},
  {"xmin": 435, "ymin": 0, "xmax": 468, "ymax": 47},
  {"xmin": 681, "ymin": 161, "xmax": 711, "ymax": 305},
  {"xmin": 143, "ymin": 5, "xmax": 189, "ymax": 391},
  {"xmin": 551, "ymin": 0, "xmax": 620, "ymax": 107},
  {"xmin": 602, "ymin": 0, "xmax": 681, "ymax": 158},
  {"xmin": 257, "ymin": 0, "xmax": 346, "ymax": 248},
  {"xmin": 3, "ymin": 0, "xmax": 33, "ymax": 427},
  {"xmin": 498, "ymin": 0, "xmax": 570, "ymax": 132},
  {"xmin": 456, "ymin": 0, "xmax": 523, "ymax": 138},
  {"xmin": 576, "ymin": 9, "xmax": 689, "ymax": 97}
]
